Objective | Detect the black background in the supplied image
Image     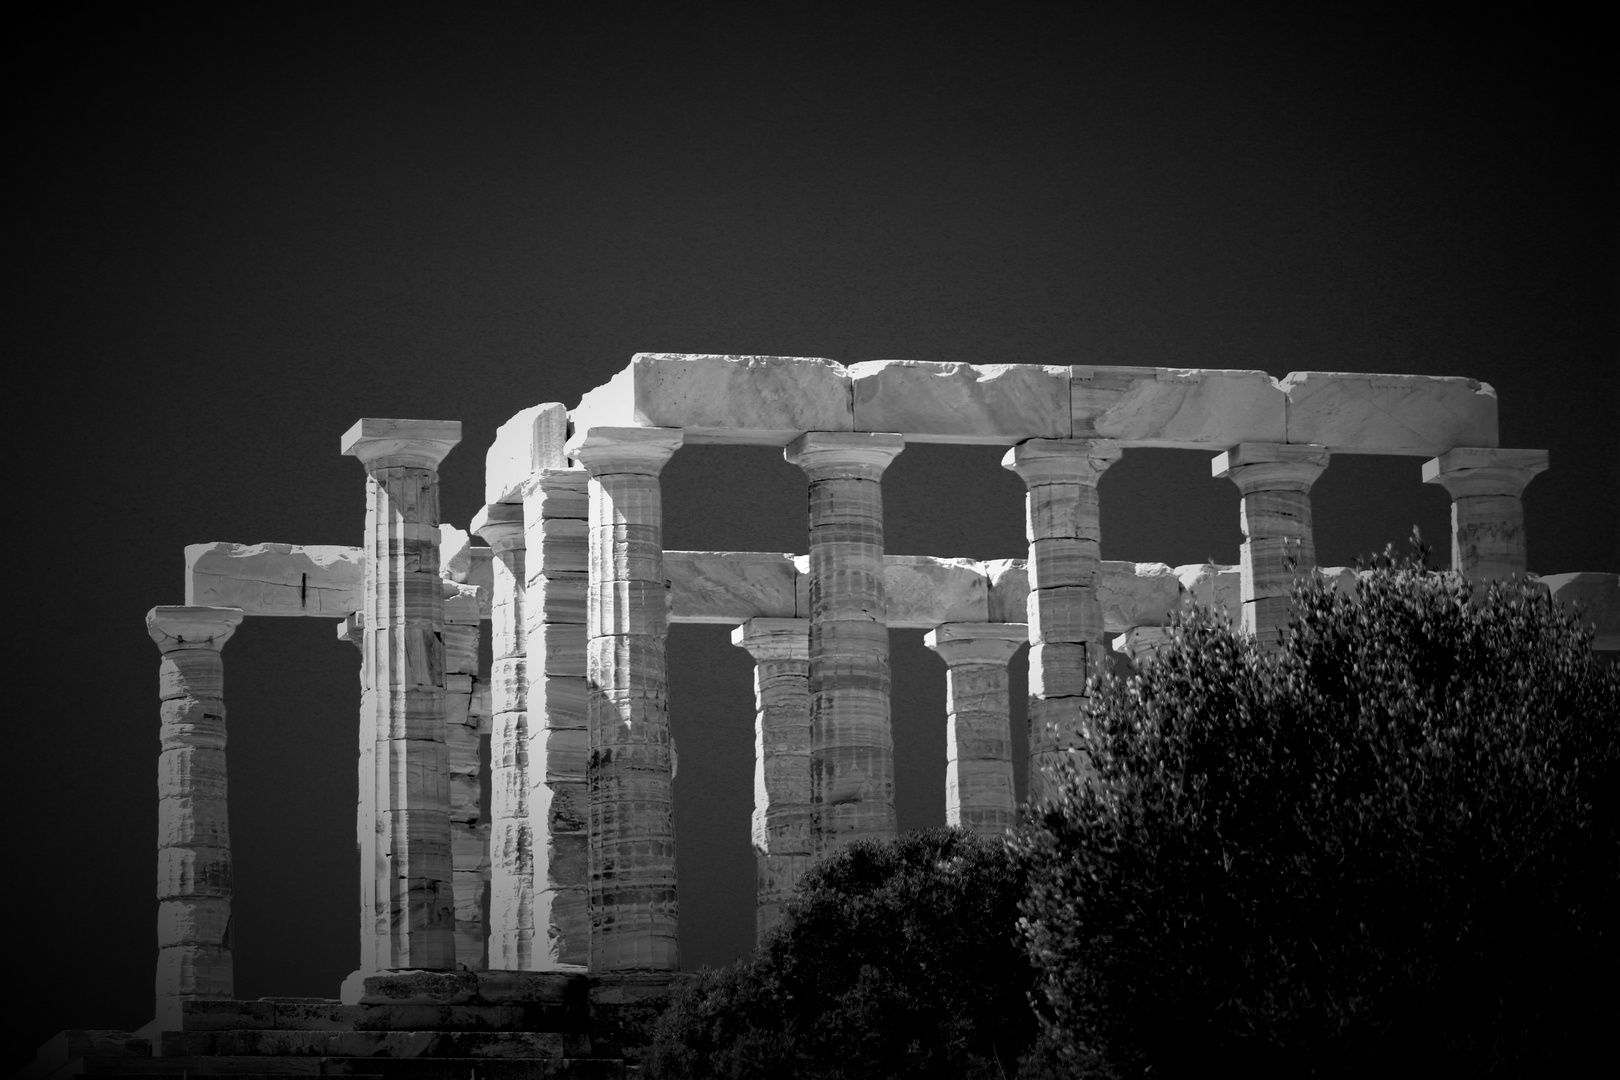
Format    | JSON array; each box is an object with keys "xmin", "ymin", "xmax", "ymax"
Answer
[{"xmin": 11, "ymin": 4, "xmax": 1615, "ymax": 1065}]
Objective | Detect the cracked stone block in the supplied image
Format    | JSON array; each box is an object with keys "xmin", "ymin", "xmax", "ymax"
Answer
[
  {"xmin": 1072, "ymin": 366, "xmax": 1286, "ymax": 447},
  {"xmin": 486, "ymin": 402, "xmax": 570, "ymax": 504},
  {"xmin": 849, "ymin": 360, "xmax": 1069, "ymax": 443},
  {"xmin": 1282, "ymin": 371, "xmax": 1498, "ymax": 454},
  {"xmin": 185, "ymin": 542, "xmax": 363, "ymax": 617},
  {"xmin": 572, "ymin": 353, "xmax": 853, "ymax": 445}
]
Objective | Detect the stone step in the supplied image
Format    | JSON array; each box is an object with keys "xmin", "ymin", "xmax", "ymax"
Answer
[
  {"xmin": 158, "ymin": 1030, "xmax": 590, "ymax": 1059},
  {"xmin": 177, "ymin": 1000, "xmax": 586, "ymax": 1034},
  {"xmin": 62, "ymin": 1059, "xmax": 621, "ymax": 1080}
]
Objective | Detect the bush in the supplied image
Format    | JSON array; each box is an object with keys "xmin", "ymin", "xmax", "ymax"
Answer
[
  {"xmin": 648, "ymin": 828, "xmax": 1041, "ymax": 1079},
  {"xmin": 1010, "ymin": 549, "xmax": 1620, "ymax": 1077}
]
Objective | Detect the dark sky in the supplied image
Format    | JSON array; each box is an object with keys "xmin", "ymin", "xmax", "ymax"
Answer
[{"xmin": 12, "ymin": 4, "xmax": 1616, "ymax": 1066}]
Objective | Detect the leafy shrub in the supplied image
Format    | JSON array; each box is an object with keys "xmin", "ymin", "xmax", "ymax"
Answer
[
  {"xmin": 648, "ymin": 828, "xmax": 1040, "ymax": 1079},
  {"xmin": 1010, "ymin": 550, "xmax": 1619, "ymax": 1077}
]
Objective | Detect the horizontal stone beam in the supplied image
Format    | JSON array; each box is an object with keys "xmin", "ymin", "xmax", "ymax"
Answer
[
  {"xmin": 185, "ymin": 543, "xmax": 364, "ymax": 617},
  {"xmin": 664, "ymin": 552, "xmax": 1199, "ymax": 632}
]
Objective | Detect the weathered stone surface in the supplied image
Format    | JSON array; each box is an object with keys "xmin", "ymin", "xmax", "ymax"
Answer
[
  {"xmin": 348, "ymin": 418, "xmax": 460, "ymax": 974},
  {"xmin": 1283, "ymin": 371, "xmax": 1498, "ymax": 454},
  {"xmin": 1072, "ymin": 366, "xmax": 1286, "ymax": 447},
  {"xmin": 1112, "ymin": 625, "xmax": 1178, "ymax": 662},
  {"xmin": 1542, "ymin": 572, "xmax": 1620, "ymax": 650},
  {"xmin": 849, "ymin": 360, "xmax": 1068, "ymax": 444},
  {"xmin": 1175, "ymin": 563, "xmax": 1242, "ymax": 619},
  {"xmin": 924, "ymin": 623, "xmax": 1024, "ymax": 836},
  {"xmin": 985, "ymin": 559, "xmax": 1029, "ymax": 623},
  {"xmin": 886, "ymin": 556, "xmax": 988, "ymax": 627},
  {"xmin": 185, "ymin": 542, "xmax": 363, "ymax": 617},
  {"xmin": 1214, "ymin": 443, "xmax": 1330, "ymax": 647},
  {"xmin": 665, "ymin": 550, "xmax": 799, "ymax": 623},
  {"xmin": 787, "ymin": 432, "xmax": 906, "ymax": 853},
  {"xmin": 1097, "ymin": 560, "xmax": 1182, "ymax": 629},
  {"xmin": 486, "ymin": 402, "xmax": 570, "ymax": 504},
  {"xmin": 573, "ymin": 353, "xmax": 853, "ymax": 446},
  {"xmin": 1423, "ymin": 447, "xmax": 1549, "ymax": 583}
]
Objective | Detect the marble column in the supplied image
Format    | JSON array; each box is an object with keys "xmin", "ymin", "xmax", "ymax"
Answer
[
  {"xmin": 923, "ymin": 622, "xmax": 1025, "ymax": 837},
  {"xmin": 441, "ymin": 580, "xmax": 487, "ymax": 971},
  {"xmin": 731, "ymin": 617, "xmax": 812, "ymax": 942},
  {"xmin": 473, "ymin": 502, "xmax": 533, "ymax": 970},
  {"xmin": 1422, "ymin": 448, "xmax": 1549, "ymax": 584},
  {"xmin": 146, "ymin": 604, "xmax": 243, "ymax": 1032},
  {"xmin": 1002, "ymin": 439, "xmax": 1120, "ymax": 804},
  {"xmin": 523, "ymin": 467, "xmax": 591, "ymax": 969},
  {"xmin": 336, "ymin": 612, "xmax": 374, "ymax": 977},
  {"xmin": 1212, "ymin": 443, "xmax": 1330, "ymax": 649},
  {"xmin": 342, "ymin": 418, "xmax": 461, "ymax": 973},
  {"xmin": 785, "ymin": 432, "xmax": 906, "ymax": 853},
  {"xmin": 568, "ymin": 427, "xmax": 683, "ymax": 972}
]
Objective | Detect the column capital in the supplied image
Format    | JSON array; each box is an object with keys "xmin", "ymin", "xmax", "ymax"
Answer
[
  {"xmin": 471, "ymin": 502, "xmax": 525, "ymax": 551},
  {"xmin": 341, "ymin": 419, "xmax": 461, "ymax": 471},
  {"xmin": 731, "ymin": 617, "xmax": 811, "ymax": 662},
  {"xmin": 567, "ymin": 426, "xmax": 683, "ymax": 476},
  {"xmin": 1001, "ymin": 438, "xmax": 1121, "ymax": 487},
  {"xmin": 146, "ymin": 606, "xmax": 244, "ymax": 652},
  {"xmin": 1422, "ymin": 447, "xmax": 1549, "ymax": 499},
  {"xmin": 924, "ymin": 622, "xmax": 1027, "ymax": 667},
  {"xmin": 785, "ymin": 432, "xmax": 905, "ymax": 480},
  {"xmin": 1212, "ymin": 443, "xmax": 1330, "ymax": 493}
]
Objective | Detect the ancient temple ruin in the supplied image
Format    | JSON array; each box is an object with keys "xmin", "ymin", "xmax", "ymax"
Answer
[{"xmin": 102, "ymin": 355, "xmax": 1617, "ymax": 1072}]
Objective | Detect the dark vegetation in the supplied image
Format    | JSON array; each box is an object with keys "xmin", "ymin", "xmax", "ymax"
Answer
[{"xmin": 650, "ymin": 551, "xmax": 1619, "ymax": 1077}]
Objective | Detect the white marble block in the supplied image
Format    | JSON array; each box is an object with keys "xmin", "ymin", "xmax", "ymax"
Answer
[
  {"xmin": 486, "ymin": 403, "xmax": 570, "ymax": 505},
  {"xmin": 849, "ymin": 360, "xmax": 1070, "ymax": 444},
  {"xmin": 1283, "ymin": 371, "xmax": 1498, "ymax": 455},
  {"xmin": 573, "ymin": 353, "xmax": 853, "ymax": 445},
  {"xmin": 185, "ymin": 542, "xmax": 363, "ymax": 617},
  {"xmin": 1071, "ymin": 366, "xmax": 1286, "ymax": 447}
]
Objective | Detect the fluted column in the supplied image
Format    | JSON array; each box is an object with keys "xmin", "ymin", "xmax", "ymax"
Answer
[
  {"xmin": 1002, "ymin": 439, "xmax": 1120, "ymax": 804},
  {"xmin": 1212, "ymin": 443, "xmax": 1330, "ymax": 648},
  {"xmin": 522, "ymin": 467, "xmax": 591, "ymax": 969},
  {"xmin": 473, "ymin": 502, "xmax": 534, "ymax": 970},
  {"xmin": 785, "ymin": 432, "xmax": 906, "ymax": 853},
  {"xmin": 146, "ymin": 604, "xmax": 243, "ymax": 1032},
  {"xmin": 731, "ymin": 618, "xmax": 811, "ymax": 942},
  {"xmin": 568, "ymin": 427, "xmax": 683, "ymax": 972},
  {"xmin": 1422, "ymin": 448, "xmax": 1549, "ymax": 584},
  {"xmin": 441, "ymin": 581, "xmax": 487, "ymax": 971},
  {"xmin": 342, "ymin": 418, "xmax": 461, "ymax": 973},
  {"xmin": 923, "ymin": 622, "xmax": 1025, "ymax": 837}
]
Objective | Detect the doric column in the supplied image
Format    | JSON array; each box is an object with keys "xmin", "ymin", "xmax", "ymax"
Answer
[
  {"xmin": 146, "ymin": 604, "xmax": 243, "ymax": 1032},
  {"xmin": 923, "ymin": 622, "xmax": 1025, "ymax": 837},
  {"xmin": 1002, "ymin": 439, "xmax": 1120, "ymax": 804},
  {"xmin": 342, "ymin": 418, "xmax": 461, "ymax": 973},
  {"xmin": 1212, "ymin": 443, "xmax": 1330, "ymax": 648},
  {"xmin": 785, "ymin": 432, "xmax": 906, "ymax": 853},
  {"xmin": 522, "ymin": 467, "xmax": 591, "ymax": 970},
  {"xmin": 441, "ymin": 581, "xmax": 487, "ymax": 971},
  {"xmin": 336, "ymin": 612, "xmax": 375, "ymax": 978},
  {"xmin": 730, "ymin": 618, "xmax": 811, "ymax": 942},
  {"xmin": 568, "ymin": 427, "xmax": 683, "ymax": 972},
  {"xmin": 1422, "ymin": 448, "xmax": 1549, "ymax": 584},
  {"xmin": 473, "ymin": 502, "xmax": 533, "ymax": 970},
  {"xmin": 1112, "ymin": 626, "xmax": 1176, "ymax": 665}
]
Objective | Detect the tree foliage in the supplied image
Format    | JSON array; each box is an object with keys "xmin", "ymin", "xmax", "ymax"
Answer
[
  {"xmin": 1010, "ymin": 550, "xmax": 1620, "ymax": 1076},
  {"xmin": 648, "ymin": 828, "xmax": 1042, "ymax": 1079}
]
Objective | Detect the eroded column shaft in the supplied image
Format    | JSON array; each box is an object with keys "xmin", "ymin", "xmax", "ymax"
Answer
[
  {"xmin": 924, "ymin": 623, "xmax": 1025, "ymax": 837},
  {"xmin": 147, "ymin": 605, "xmax": 243, "ymax": 1031},
  {"xmin": 344, "ymin": 419, "xmax": 460, "ymax": 972},
  {"xmin": 571, "ymin": 428, "xmax": 682, "ymax": 971},
  {"xmin": 442, "ymin": 585, "xmax": 488, "ymax": 971},
  {"xmin": 1422, "ymin": 448, "xmax": 1549, "ymax": 584},
  {"xmin": 1003, "ymin": 439, "xmax": 1119, "ymax": 804},
  {"xmin": 732, "ymin": 618, "xmax": 811, "ymax": 942},
  {"xmin": 523, "ymin": 468, "xmax": 591, "ymax": 969},
  {"xmin": 475, "ymin": 502, "xmax": 534, "ymax": 970},
  {"xmin": 1213, "ymin": 443, "xmax": 1330, "ymax": 648},
  {"xmin": 787, "ymin": 432, "xmax": 905, "ymax": 854}
]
